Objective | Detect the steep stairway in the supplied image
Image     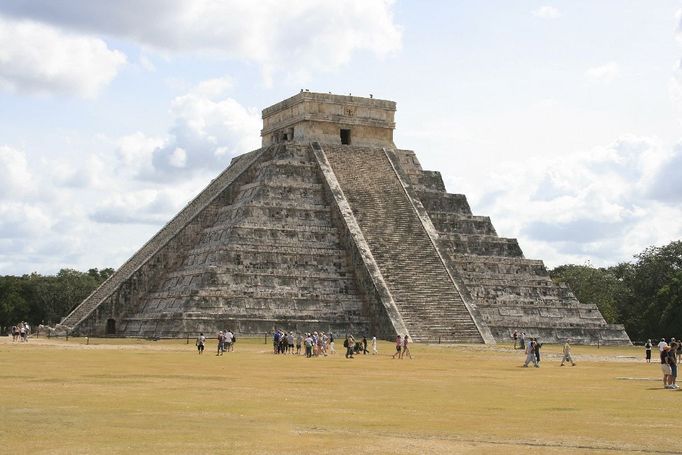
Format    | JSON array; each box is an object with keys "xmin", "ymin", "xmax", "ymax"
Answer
[{"xmin": 323, "ymin": 145, "xmax": 483, "ymax": 343}]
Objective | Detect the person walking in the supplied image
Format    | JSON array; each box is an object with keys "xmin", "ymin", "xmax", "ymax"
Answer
[
  {"xmin": 523, "ymin": 338, "xmax": 538, "ymax": 367},
  {"xmin": 392, "ymin": 335, "xmax": 402, "ymax": 359},
  {"xmin": 560, "ymin": 340, "xmax": 576, "ymax": 366},
  {"xmin": 534, "ymin": 338, "xmax": 543, "ymax": 366},
  {"xmin": 216, "ymin": 331, "xmax": 225, "ymax": 356},
  {"xmin": 328, "ymin": 331, "xmax": 335, "ymax": 355},
  {"xmin": 371, "ymin": 336, "xmax": 377, "ymax": 355},
  {"xmin": 401, "ymin": 335, "xmax": 412, "ymax": 359},
  {"xmin": 362, "ymin": 336, "xmax": 369, "ymax": 355},
  {"xmin": 345, "ymin": 334, "xmax": 355, "ymax": 359},
  {"xmin": 645, "ymin": 339, "xmax": 652, "ymax": 363},
  {"xmin": 196, "ymin": 333, "xmax": 206, "ymax": 354}
]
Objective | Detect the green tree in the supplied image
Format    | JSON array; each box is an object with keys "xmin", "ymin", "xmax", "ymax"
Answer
[{"xmin": 550, "ymin": 263, "xmax": 628, "ymax": 324}]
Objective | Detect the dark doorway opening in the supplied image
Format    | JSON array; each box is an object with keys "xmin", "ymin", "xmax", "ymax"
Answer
[
  {"xmin": 340, "ymin": 129, "xmax": 351, "ymax": 145},
  {"xmin": 106, "ymin": 318, "xmax": 116, "ymax": 335}
]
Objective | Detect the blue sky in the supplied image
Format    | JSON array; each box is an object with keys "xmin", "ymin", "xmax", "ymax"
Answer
[{"xmin": 1, "ymin": 1, "xmax": 681, "ymax": 274}]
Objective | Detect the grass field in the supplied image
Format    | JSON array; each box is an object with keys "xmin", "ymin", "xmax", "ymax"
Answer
[{"xmin": 0, "ymin": 336, "xmax": 678, "ymax": 454}]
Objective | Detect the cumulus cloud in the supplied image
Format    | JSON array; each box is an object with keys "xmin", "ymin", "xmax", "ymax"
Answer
[
  {"xmin": 456, "ymin": 136, "xmax": 682, "ymax": 267},
  {"xmin": 0, "ymin": 0, "xmax": 401, "ymax": 84},
  {"xmin": 0, "ymin": 145, "xmax": 33, "ymax": 198},
  {"xmin": 0, "ymin": 15, "xmax": 126, "ymax": 97},
  {"xmin": 532, "ymin": 6, "xmax": 560, "ymax": 19},
  {"xmin": 585, "ymin": 62, "xmax": 619, "ymax": 84},
  {"xmin": 147, "ymin": 78, "xmax": 261, "ymax": 179},
  {"xmin": 90, "ymin": 189, "xmax": 182, "ymax": 225}
]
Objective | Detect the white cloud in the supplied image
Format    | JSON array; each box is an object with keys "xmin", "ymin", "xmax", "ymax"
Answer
[
  {"xmin": 0, "ymin": 0, "xmax": 401, "ymax": 84},
  {"xmin": 0, "ymin": 15, "xmax": 126, "ymax": 97},
  {"xmin": 585, "ymin": 62, "xmax": 620, "ymax": 84},
  {"xmin": 532, "ymin": 6, "xmax": 560, "ymax": 19},
  {"xmin": 148, "ymin": 80, "xmax": 261, "ymax": 179},
  {"xmin": 0, "ymin": 145, "xmax": 33, "ymax": 198},
  {"xmin": 447, "ymin": 136, "xmax": 682, "ymax": 267}
]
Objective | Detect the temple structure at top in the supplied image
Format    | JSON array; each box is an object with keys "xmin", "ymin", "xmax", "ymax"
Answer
[{"xmin": 61, "ymin": 91, "xmax": 630, "ymax": 345}]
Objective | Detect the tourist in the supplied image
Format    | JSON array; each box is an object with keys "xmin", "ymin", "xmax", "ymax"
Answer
[
  {"xmin": 216, "ymin": 331, "xmax": 225, "ymax": 356},
  {"xmin": 401, "ymin": 335, "xmax": 412, "ymax": 359},
  {"xmin": 392, "ymin": 335, "xmax": 402, "ymax": 359},
  {"xmin": 295, "ymin": 333, "xmax": 302, "ymax": 355},
  {"xmin": 345, "ymin": 334, "xmax": 355, "ymax": 359},
  {"xmin": 658, "ymin": 338, "xmax": 668, "ymax": 352},
  {"xmin": 304, "ymin": 333, "xmax": 313, "ymax": 358},
  {"xmin": 372, "ymin": 336, "xmax": 377, "ymax": 355},
  {"xmin": 11, "ymin": 325, "xmax": 18, "ymax": 342},
  {"xmin": 560, "ymin": 340, "xmax": 576, "ymax": 366},
  {"xmin": 519, "ymin": 332, "xmax": 526, "ymax": 351},
  {"xmin": 661, "ymin": 344, "xmax": 673, "ymax": 388},
  {"xmin": 328, "ymin": 331, "xmax": 335, "ymax": 354},
  {"xmin": 287, "ymin": 332, "xmax": 294, "ymax": 354},
  {"xmin": 224, "ymin": 330, "xmax": 234, "ymax": 352},
  {"xmin": 667, "ymin": 342, "xmax": 678, "ymax": 389},
  {"xmin": 196, "ymin": 333, "xmax": 206, "ymax": 354},
  {"xmin": 644, "ymin": 339, "xmax": 652, "ymax": 363},
  {"xmin": 534, "ymin": 338, "xmax": 542, "ymax": 365},
  {"xmin": 362, "ymin": 336, "xmax": 368, "ymax": 355},
  {"xmin": 319, "ymin": 332, "xmax": 327, "ymax": 356},
  {"xmin": 512, "ymin": 330, "xmax": 518, "ymax": 349},
  {"xmin": 523, "ymin": 338, "xmax": 538, "ymax": 367},
  {"xmin": 20, "ymin": 324, "xmax": 27, "ymax": 342},
  {"xmin": 273, "ymin": 331, "xmax": 280, "ymax": 354}
]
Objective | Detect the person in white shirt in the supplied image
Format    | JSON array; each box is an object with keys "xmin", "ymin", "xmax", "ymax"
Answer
[
  {"xmin": 658, "ymin": 338, "xmax": 668, "ymax": 352},
  {"xmin": 371, "ymin": 336, "xmax": 377, "ymax": 355}
]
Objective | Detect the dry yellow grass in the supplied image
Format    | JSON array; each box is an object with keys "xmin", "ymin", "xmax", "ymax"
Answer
[{"xmin": 0, "ymin": 336, "xmax": 677, "ymax": 454}]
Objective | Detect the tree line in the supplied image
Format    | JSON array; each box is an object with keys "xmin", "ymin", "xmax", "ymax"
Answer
[
  {"xmin": 550, "ymin": 240, "xmax": 682, "ymax": 342},
  {"xmin": 0, "ymin": 268, "xmax": 113, "ymax": 332}
]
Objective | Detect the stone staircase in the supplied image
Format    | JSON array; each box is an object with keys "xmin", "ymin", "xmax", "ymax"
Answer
[{"xmin": 323, "ymin": 145, "xmax": 483, "ymax": 343}]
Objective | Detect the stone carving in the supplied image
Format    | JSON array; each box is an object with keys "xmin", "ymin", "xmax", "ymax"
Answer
[{"xmin": 63, "ymin": 92, "xmax": 630, "ymax": 344}]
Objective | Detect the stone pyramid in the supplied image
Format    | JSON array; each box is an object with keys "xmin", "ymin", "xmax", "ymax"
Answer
[{"xmin": 62, "ymin": 92, "xmax": 630, "ymax": 344}]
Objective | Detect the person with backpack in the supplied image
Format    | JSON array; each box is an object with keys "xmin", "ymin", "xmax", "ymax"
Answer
[
  {"xmin": 644, "ymin": 339, "xmax": 652, "ymax": 363},
  {"xmin": 196, "ymin": 333, "xmax": 206, "ymax": 354},
  {"xmin": 344, "ymin": 334, "xmax": 355, "ymax": 359}
]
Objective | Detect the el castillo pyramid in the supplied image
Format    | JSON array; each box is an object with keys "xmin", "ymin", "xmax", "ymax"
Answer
[{"xmin": 62, "ymin": 92, "xmax": 630, "ymax": 344}]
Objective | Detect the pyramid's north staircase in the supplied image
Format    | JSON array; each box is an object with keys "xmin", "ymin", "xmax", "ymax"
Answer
[
  {"xmin": 391, "ymin": 149, "xmax": 630, "ymax": 344},
  {"xmin": 321, "ymin": 144, "xmax": 488, "ymax": 343}
]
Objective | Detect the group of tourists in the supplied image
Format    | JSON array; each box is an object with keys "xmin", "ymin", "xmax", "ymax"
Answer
[
  {"xmin": 391, "ymin": 335, "xmax": 411, "ymax": 359},
  {"xmin": 10, "ymin": 322, "xmax": 30, "ymax": 342},
  {"xmin": 271, "ymin": 329, "xmax": 337, "ymax": 357},
  {"xmin": 194, "ymin": 330, "xmax": 236, "ymax": 355},
  {"xmin": 516, "ymin": 332, "xmax": 574, "ymax": 368},
  {"xmin": 647, "ymin": 338, "xmax": 680, "ymax": 390},
  {"xmin": 216, "ymin": 330, "xmax": 236, "ymax": 355},
  {"xmin": 522, "ymin": 337, "xmax": 543, "ymax": 367},
  {"xmin": 512, "ymin": 330, "xmax": 527, "ymax": 350}
]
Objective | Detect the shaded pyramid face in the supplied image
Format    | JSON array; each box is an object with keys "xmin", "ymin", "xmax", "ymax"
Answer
[{"xmin": 119, "ymin": 144, "xmax": 370, "ymax": 337}]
